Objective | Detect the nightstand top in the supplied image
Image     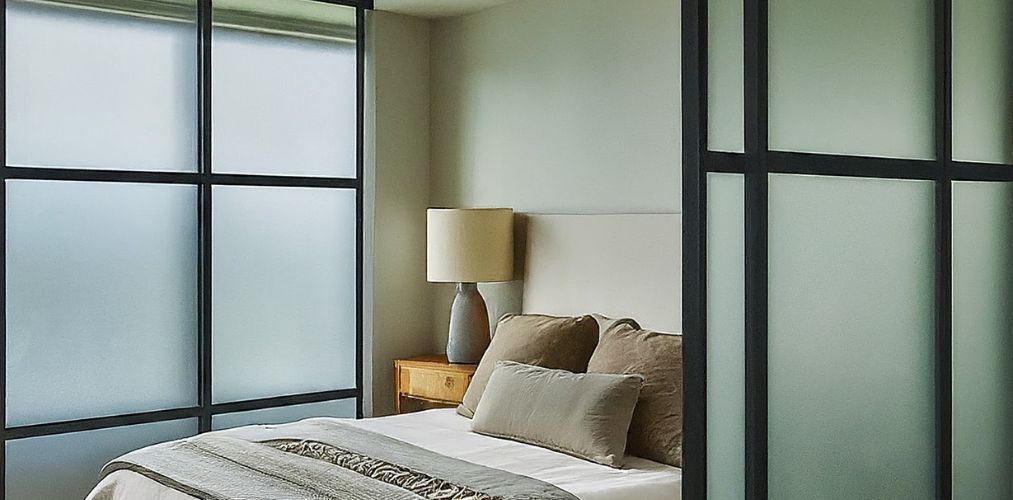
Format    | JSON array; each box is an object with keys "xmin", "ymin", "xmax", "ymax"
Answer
[{"xmin": 395, "ymin": 354, "xmax": 478, "ymax": 373}]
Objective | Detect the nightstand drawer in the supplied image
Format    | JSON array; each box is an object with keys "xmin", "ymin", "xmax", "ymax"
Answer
[
  {"xmin": 398, "ymin": 366, "xmax": 471, "ymax": 402},
  {"xmin": 394, "ymin": 355, "xmax": 477, "ymax": 414}
]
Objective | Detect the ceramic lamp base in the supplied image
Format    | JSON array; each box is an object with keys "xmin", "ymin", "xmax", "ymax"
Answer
[{"xmin": 446, "ymin": 282, "xmax": 490, "ymax": 363}]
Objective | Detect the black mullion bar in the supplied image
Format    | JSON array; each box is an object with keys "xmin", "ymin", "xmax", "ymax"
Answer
[
  {"xmin": 933, "ymin": 0, "xmax": 953, "ymax": 497},
  {"xmin": 4, "ymin": 387, "xmax": 360, "ymax": 441},
  {"xmin": 934, "ymin": 181, "xmax": 953, "ymax": 500},
  {"xmin": 742, "ymin": 159, "xmax": 768, "ymax": 500},
  {"xmin": 197, "ymin": 0, "xmax": 213, "ymax": 434},
  {"xmin": 1, "ymin": 170, "xmax": 363, "ymax": 189},
  {"xmin": 354, "ymin": 4, "xmax": 365, "ymax": 419},
  {"xmin": 1, "ymin": 0, "xmax": 7, "ymax": 493},
  {"xmin": 706, "ymin": 151, "xmax": 748, "ymax": 174},
  {"xmin": 951, "ymin": 162, "xmax": 1013, "ymax": 182},
  {"xmin": 304, "ymin": 0, "xmax": 370, "ymax": 8},
  {"xmin": 681, "ymin": 0, "xmax": 708, "ymax": 498},
  {"xmin": 767, "ymin": 151, "xmax": 937, "ymax": 180},
  {"xmin": 198, "ymin": 181, "xmax": 212, "ymax": 433},
  {"xmin": 3, "ymin": 385, "xmax": 359, "ymax": 439},
  {"xmin": 4, "ymin": 407, "xmax": 203, "ymax": 440},
  {"xmin": 3, "ymin": 166, "xmax": 201, "ymax": 185},
  {"xmin": 743, "ymin": 0, "xmax": 768, "ymax": 499},
  {"xmin": 211, "ymin": 389, "xmax": 360, "ymax": 415},
  {"xmin": 759, "ymin": 153, "xmax": 1012, "ymax": 182},
  {"xmin": 210, "ymin": 173, "xmax": 359, "ymax": 189}
]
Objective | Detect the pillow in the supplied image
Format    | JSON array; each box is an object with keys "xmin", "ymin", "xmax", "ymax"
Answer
[
  {"xmin": 590, "ymin": 313, "xmax": 641, "ymax": 338},
  {"xmin": 457, "ymin": 313, "xmax": 599, "ymax": 418},
  {"xmin": 470, "ymin": 361, "xmax": 642, "ymax": 468},
  {"xmin": 587, "ymin": 322, "xmax": 683, "ymax": 467}
]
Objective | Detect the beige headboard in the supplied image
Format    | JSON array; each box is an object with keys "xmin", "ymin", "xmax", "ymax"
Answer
[{"xmin": 481, "ymin": 213, "xmax": 681, "ymax": 334}]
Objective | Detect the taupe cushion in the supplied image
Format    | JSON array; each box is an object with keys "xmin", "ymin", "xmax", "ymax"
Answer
[
  {"xmin": 590, "ymin": 313, "xmax": 641, "ymax": 338},
  {"xmin": 471, "ymin": 361, "xmax": 642, "ymax": 468},
  {"xmin": 457, "ymin": 314, "xmax": 599, "ymax": 418},
  {"xmin": 587, "ymin": 322, "xmax": 683, "ymax": 467}
]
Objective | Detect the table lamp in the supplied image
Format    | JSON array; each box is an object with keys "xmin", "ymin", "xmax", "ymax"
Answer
[{"xmin": 427, "ymin": 208, "xmax": 514, "ymax": 363}]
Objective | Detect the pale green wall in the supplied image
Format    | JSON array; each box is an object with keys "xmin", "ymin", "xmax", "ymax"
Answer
[
  {"xmin": 428, "ymin": 0, "xmax": 681, "ymax": 214},
  {"xmin": 427, "ymin": 0, "xmax": 682, "ymax": 349},
  {"xmin": 364, "ymin": 10, "xmax": 434, "ymax": 416},
  {"xmin": 367, "ymin": 0, "xmax": 682, "ymax": 402}
]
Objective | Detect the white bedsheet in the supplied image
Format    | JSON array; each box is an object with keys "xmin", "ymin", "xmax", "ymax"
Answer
[{"xmin": 87, "ymin": 408, "xmax": 682, "ymax": 500}]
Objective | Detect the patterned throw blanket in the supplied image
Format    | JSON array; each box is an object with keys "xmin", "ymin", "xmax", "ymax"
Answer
[{"xmin": 97, "ymin": 419, "xmax": 578, "ymax": 500}]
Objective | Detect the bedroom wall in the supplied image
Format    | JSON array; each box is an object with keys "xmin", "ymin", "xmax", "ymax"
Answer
[
  {"xmin": 427, "ymin": 0, "xmax": 682, "ymax": 349},
  {"xmin": 364, "ymin": 10, "xmax": 433, "ymax": 416}
]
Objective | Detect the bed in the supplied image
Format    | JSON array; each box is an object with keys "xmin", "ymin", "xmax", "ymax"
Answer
[
  {"xmin": 86, "ymin": 214, "xmax": 683, "ymax": 500},
  {"xmin": 90, "ymin": 409, "xmax": 682, "ymax": 500}
]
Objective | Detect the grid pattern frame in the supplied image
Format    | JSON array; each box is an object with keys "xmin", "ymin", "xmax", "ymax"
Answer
[
  {"xmin": 0, "ymin": 0, "xmax": 373, "ymax": 496},
  {"xmin": 681, "ymin": 0, "xmax": 1013, "ymax": 499}
]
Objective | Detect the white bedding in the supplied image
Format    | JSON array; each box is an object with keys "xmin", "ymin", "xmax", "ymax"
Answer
[{"xmin": 88, "ymin": 408, "xmax": 682, "ymax": 500}]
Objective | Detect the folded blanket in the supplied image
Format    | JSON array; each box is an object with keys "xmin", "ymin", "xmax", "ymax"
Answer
[{"xmin": 99, "ymin": 419, "xmax": 579, "ymax": 500}]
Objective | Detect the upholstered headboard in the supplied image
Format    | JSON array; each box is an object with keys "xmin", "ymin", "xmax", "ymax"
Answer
[{"xmin": 480, "ymin": 213, "xmax": 681, "ymax": 333}]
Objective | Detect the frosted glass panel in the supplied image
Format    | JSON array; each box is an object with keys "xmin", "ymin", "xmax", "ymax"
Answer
[
  {"xmin": 952, "ymin": 0, "xmax": 1013, "ymax": 164},
  {"xmin": 707, "ymin": 0, "xmax": 744, "ymax": 152},
  {"xmin": 212, "ymin": 186, "xmax": 356, "ymax": 403},
  {"xmin": 706, "ymin": 173, "xmax": 744, "ymax": 500},
  {"xmin": 5, "ymin": 419, "xmax": 195, "ymax": 500},
  {"xmin": 212, "ymin": 398, "xmax": 356, "ymax": 430},
  {"xmin": 768, "ymin": 0, "xmax": 934, "ymax": 159},
  {"xmin": 5, "ymin": 0, "xmax": 196, "ymax": 171},
  {"xmin": 6, "ymin": 181, "xmax": 198, "ymax": 426},
  {"xmin": 212, "ymin": 0, "xmax": 356, "ymax": 177},
  {"xmin": 952, "ymin": 182, "xmax": 1013, "ymax": 499},
  {"xmin": 768, "ymin": 175, "xmax": 936, "ymax": 499}
]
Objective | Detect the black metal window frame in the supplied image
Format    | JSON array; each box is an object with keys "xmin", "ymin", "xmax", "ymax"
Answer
[
  {"xmin": 0, "ymin": 0, "xmax": 374, "ymax": 493},
  {"xmin": 682, "ymin": 0, "xmax": 1013, "ymax": 499}
]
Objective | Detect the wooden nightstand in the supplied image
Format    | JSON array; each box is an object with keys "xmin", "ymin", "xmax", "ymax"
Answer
[{"xmin": 394, "ymin": 354, "xmax": 477, "ymax": 414}]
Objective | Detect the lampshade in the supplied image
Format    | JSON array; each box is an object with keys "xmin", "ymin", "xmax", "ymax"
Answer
[{"xmin": 427, "ymin": 208, "xmax": 514, "ymax": 283}]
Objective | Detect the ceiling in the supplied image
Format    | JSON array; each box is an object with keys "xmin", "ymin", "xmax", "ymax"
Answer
[{"xmin": 373, "ymin": 0, "xmax": 516, "ymax": 19}]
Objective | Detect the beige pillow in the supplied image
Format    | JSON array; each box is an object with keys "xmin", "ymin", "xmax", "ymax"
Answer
[
  {"xmin": 457, "ymin": 314, "xmax": 599, "ymax": 418},
  {"xmin": 590, "ymin": 313, "xmax": 641, "ymax": 338},
  {"xmin": 471, "ymin": 361, "xmax": 642, "ymax": 468},
  {"xmin": 587, "ymin": 322, "xmax": 683, "ymax": 467}
]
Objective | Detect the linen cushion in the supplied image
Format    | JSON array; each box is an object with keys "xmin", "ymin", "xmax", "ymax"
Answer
[
  {"xmin": 471, "ymin": 361, "xmax": 643, "ymax": 468},
  {"xmin": 587, "ymin": 322, "xmax": 683, "ymax": 467},
  {"xmin": 590, "ymin": 313, "xmax": 641, "ymax": 338},
  {"xmin": 457, "ymin": 313, "xmax": 599, "ymax": 418}
]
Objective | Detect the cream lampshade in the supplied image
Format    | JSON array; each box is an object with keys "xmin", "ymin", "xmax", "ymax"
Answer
[{"xmin": 427, "ymin": 208, "xmax": 514, "ymax": 363}]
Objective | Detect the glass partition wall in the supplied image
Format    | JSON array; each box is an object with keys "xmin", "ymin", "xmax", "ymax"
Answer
[
  {"xmin": 2, "ymin": 0, "xmax": 370, "ymax": 498},
  {"xmin": 682, "ymin": 0, "xmax": 1013, "ymax": 498}
]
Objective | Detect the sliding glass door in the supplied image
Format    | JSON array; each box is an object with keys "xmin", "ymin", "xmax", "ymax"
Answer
[
  {"xmin": 2, "ymin": 0, "xmax": 368, "ymax": 498},
  {"xmin": 683, "ymin": 0, "xmax": 1013, "ymax": 498}
]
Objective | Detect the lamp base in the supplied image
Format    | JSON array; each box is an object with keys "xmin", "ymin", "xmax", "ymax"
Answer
[{"xmin": 447, "ymin": 283, "xmax": 490, "ymax": 364}]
